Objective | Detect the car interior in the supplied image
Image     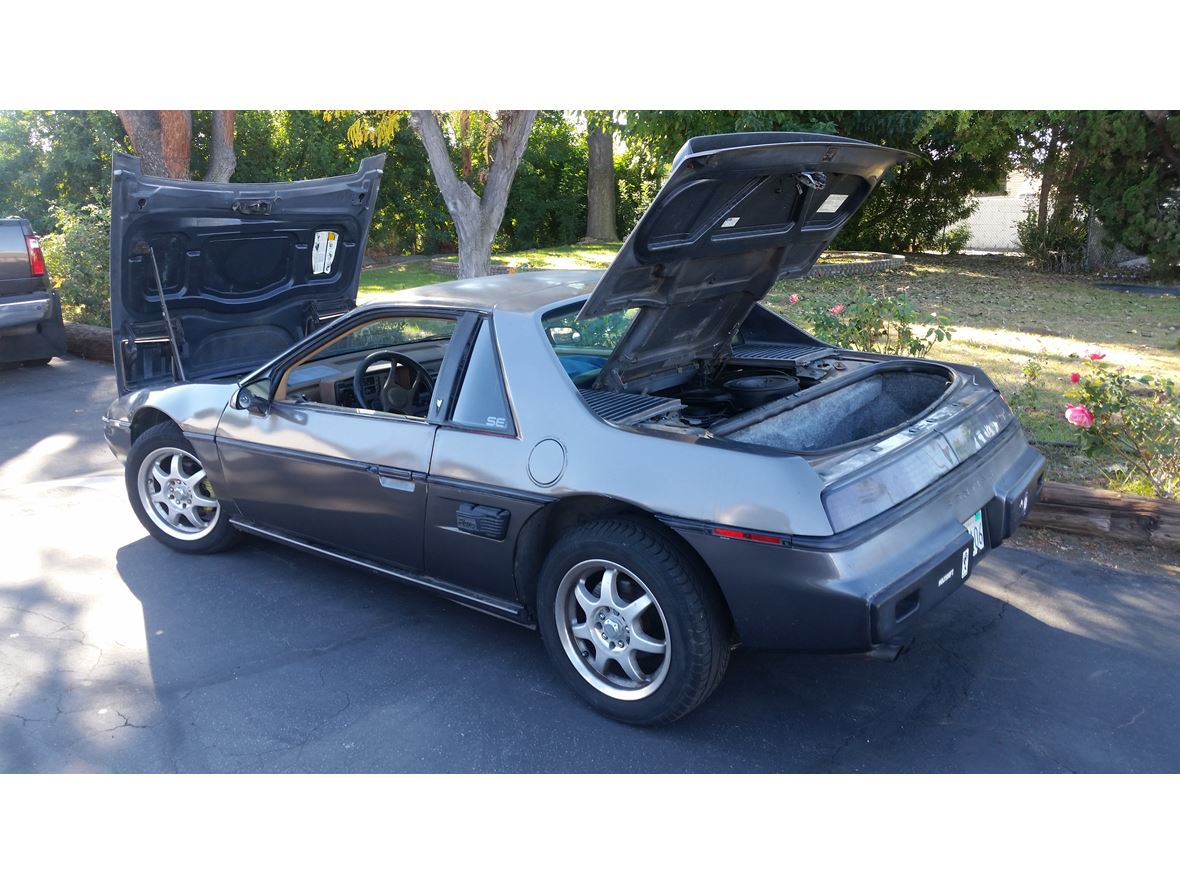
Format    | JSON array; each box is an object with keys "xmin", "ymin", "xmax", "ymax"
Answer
[{"xmin": 273, "ymin": 315, "xmax": 457, "ymax": 418}]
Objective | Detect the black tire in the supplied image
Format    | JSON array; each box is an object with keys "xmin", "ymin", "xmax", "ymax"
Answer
[
  {"xmin": 536, "ymin": 517, "xmax": 730, "ymax": 725},
  {"xmin": 125, "ymin": 422, "xmax": 239, "ymax": 554}
]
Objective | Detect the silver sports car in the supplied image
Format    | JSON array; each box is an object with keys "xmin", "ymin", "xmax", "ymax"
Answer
[{"xmin": 103, "ymin": 133, "xmax": 1045, "ymax": 724}]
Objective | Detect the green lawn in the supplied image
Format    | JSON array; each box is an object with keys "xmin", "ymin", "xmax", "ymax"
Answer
[
  {"xmin": 358, "ymin": 262, "xmax": 451, "ymax": 300},
  {"xmin": 358, "ymin": 248, "xmax": 1180, "ymax": 493}
]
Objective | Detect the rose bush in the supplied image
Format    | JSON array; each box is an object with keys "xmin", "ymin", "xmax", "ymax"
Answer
[
  {"xmin": 1063, "ymin": 351, "xmax": 1180, "ymax": 498},
  {"xmin": 790, "ymin": 285, "xmax": 953, "ymax": 359}
]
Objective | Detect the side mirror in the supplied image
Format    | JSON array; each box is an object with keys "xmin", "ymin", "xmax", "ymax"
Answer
[{"xmin": 234, "ymin": 387, "xmax": 270, "ymax": 417}]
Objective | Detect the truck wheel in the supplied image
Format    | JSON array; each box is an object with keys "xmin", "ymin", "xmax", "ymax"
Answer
[
  {"xmin": 125, "ymin": 422, "xmax": 239, "ymax": 554},
  {"xmin": 536, "ymin": 517, "xmax": 730, "ymax": 725}
]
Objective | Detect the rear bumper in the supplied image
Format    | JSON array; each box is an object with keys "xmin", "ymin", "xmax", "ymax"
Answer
[
  {"xmin": 667, "ymin": 423, "xmax": 1045, "ymax": 652},
  {"xmin": 0, "ymin": 290, "xmax": 66, "ymax": 361}
]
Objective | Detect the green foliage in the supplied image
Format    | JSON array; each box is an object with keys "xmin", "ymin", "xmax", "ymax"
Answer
[
  {"xmin": 238, "ymin": 111, "xmax": 453, "ymax": 257},
  {"xmin": 933, "ymin": 224, "xmax": 971, "ymax": 255},
  {"xmin": 787, "ymin": 285, "xmax": 953, "ymax": 357},
  {"xmin": 0, "ymin": 110, "xmax": 126, "ymax": 233},
  {"xmin": 40, "ymin": 201, "xmax": 112, "ymax": 326},
  {"xmin": 500, "ymin": 112, "xmax": 587, "ymax": 251},
  {"xmin": 1067, "ymin": 355, "xmax": 1180, "ymax": 498},
  {"xmin": 1016, "ymin": 207, "xmax": 1089, "ymax": 273},
  {"xmin": 1070, "ymin": 111, "xmax": 1179, "ymax": 276},
  {"xmin": 614, "ymin": 143, "xmax": 663, "ymax": 237},
  {"xmin": 1008, "ymin": 353, "xmax": 1046, "ymax": 419}
]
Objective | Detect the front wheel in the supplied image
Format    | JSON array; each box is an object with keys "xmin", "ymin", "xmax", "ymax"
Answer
[
  {"xmin": 536, "ymin": 518, "xmax": 730, "ymax": 725},
  {"xmin": 125, "ymin": 422, "xmax": 239, "ymax": 554}
]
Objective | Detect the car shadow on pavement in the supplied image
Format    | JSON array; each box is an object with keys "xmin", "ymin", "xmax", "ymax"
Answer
[{"xmin": 92, "ymin": 538, "xmax": 1180, "ymax": 773}]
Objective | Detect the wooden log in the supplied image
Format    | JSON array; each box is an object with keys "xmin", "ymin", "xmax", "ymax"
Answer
[
  {"xmin": 64, "ymin": 322, "xmax": 113, "ymax": 363},
  {"xmin": 1023, "ymin": 480, "xmax": 1180, "ymax": 551}
]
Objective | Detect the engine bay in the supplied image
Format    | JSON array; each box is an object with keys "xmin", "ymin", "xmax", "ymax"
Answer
[{"xmin": 576, "ymin": 355, "xmax": 879, "ymax": 433}]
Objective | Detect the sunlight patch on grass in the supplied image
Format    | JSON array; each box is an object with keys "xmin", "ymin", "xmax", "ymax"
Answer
[
  {"xmin": 358, "ymin": 264, "xmax": 451, "ymax": 300},
  {"xmin": 495, "ymin": 242, "xmax": 622, "ymax": 270}
]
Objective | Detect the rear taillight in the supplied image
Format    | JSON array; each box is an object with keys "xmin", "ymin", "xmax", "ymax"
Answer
[{"xmin": 26, "ymin": 235, "xmax": 46, "ymax": 276}]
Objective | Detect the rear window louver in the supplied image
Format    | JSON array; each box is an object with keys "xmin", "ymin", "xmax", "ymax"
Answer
[
  {"xmin": 731, "ymin": 343, "xmax": 835, "ymax": 364},
  {"xmin": 579, "ymin": 389, "xmax": 681, "ymax": 425}
]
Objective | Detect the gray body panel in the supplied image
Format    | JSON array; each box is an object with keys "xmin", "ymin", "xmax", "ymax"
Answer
[
  {"xmin": 0, "ymin": 218, "xmax": 37, "ymax": 294},
  {"xmin": 0, "ymin": 218, "xmax": 66, "ymax": 362},
  {"xmin": 104, "ymin": 271, "xmax": 1045, "ymax": 650}
]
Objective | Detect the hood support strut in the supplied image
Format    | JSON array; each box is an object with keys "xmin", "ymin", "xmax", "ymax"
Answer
[{"xmin": 143, "ymin": 243, "xmax": 186, "ymax": 383}]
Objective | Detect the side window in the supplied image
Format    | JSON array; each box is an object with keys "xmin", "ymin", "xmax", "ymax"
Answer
[{"xmin": 451, "ymin": 320, "xmax": 513, "ymax": 434}]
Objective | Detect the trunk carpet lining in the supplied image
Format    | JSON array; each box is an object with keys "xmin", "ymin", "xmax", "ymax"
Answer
[{"xmin": 726, "ymin": 371, "xmax": 949, "ymax": 451}]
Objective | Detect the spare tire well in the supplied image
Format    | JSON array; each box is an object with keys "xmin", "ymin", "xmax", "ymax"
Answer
[{"xmin": 513, "ymin": 496, "xmax": 735, "ymax": 634}]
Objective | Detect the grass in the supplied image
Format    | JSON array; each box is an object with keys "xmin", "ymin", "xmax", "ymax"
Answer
[
  {"xmin": 358, "ymin": 248, "xmax": 1180, "ymax": 494},
  {"xmin": 358, "ymin": 261, "xmax": 451, "ymax": 300},
  {"xmin": 494, "ymin": 242, "xmax": 622, "ymax": 270}
]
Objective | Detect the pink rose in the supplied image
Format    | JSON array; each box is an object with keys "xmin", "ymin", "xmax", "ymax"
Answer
[
  {"xmin": 829, "ymin": 304, "xmax": 845, "ymax": 316},
  {"xmin": 1064, "ymin": 403, "xmax": 1094, "ymax": 429},
  {"xmin": 787, "ymin": 293, "xmax": 800, "ymax": 305},
  {"xmin": 1086, "ymin": 350, "xmax": 1106, "ymax": 361},
  {"xmin": 1070, "ymin": 372, "xmax": 1080, "ymax": 384}
]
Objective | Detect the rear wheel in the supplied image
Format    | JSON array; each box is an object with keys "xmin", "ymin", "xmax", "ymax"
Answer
[
  {"xmin": 536, "ymin": 518, "xmax": 730, "ymax": 725},
  {"xmin": 125, "ymin": 423, "xmax": 239, "ymax": 554}
]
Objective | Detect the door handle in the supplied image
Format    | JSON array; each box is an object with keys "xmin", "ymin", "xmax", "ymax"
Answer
[{"xmin": 369, "ymin": 465, "xmax": 415, "ymax": 493}]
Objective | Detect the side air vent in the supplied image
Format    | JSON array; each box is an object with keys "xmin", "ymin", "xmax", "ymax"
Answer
[{"xmin": 580, "ymin": 389, "xmax": 682, "ymax": 425}]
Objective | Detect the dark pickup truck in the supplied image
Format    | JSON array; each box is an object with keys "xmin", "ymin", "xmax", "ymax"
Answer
[{"xmin": 0, "ymin": 217, "xmax": 66, "ymax": 367}]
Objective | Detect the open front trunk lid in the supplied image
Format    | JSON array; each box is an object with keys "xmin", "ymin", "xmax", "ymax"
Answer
[
  {"xmin": 579, "ymin": 132, "xmax": 913, "ymax": 392},
  {"xmin": 110, "ymin": 152, "xmax": 384, "ymax": 394}
]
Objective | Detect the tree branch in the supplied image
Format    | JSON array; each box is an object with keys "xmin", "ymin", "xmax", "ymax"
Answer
[
  {"xmin": 409, "ymin": 110, "xmax": 478, "ymax": 218},
  {"xmin": 479, "ymin": 110, "xmax": 538, "ymax": 241}
]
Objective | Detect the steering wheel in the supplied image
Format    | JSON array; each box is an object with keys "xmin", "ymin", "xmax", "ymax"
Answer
[{"xmin": 352, "ymin": 350, "xmax": 434, "ymax": 415}]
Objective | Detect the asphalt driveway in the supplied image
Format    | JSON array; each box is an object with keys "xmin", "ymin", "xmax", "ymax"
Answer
[{"xmin": 1, "ymin": 356, "xmax": 1177, "ymax": 772}]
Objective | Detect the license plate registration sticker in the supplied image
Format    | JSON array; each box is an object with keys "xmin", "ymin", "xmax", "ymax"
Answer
[{"xmin": 964, "ymin": 510, "xmax": 985, "ymax": 555}]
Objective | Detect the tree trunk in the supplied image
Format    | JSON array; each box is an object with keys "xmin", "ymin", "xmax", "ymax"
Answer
[
  {"xmin": 116, "ymin": 110, "xmax": 192, "ymax": 179},
  {"xmin": 410, "ymin": 109, "xmax": 537, "ymax": 279},
  {"xmin": 204, "ymin": 110, "xmax": 237, "ymax": 182},
  {"xmin": 158, "ymin": 111, "xmax": 192, "ymax": 179},
  {"xmin": 586, "ymin": 119, "xmax": 618, "ymax": 242},
  {"xmin": 116, "ymin": 110, "xmax": 168, "ymax": 177}
]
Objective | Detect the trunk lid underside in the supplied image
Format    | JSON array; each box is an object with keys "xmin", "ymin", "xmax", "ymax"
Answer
[{"xmin": 579, "ymin": 132, "xmax": 914, "ymax": 392}]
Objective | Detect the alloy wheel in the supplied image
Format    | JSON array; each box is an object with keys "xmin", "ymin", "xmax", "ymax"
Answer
[
  {"xmin": 554, "ymin": 558, "xmax": 671, "ymax": 701},
  {"xmin": 136, "ymin": 446, "xmax": 221, "ymax": 541}
]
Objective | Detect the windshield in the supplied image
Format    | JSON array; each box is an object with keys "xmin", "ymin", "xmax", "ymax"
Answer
[{"xmin": 542, "ymin": 303, "xmax": 637, "ymax": 387}]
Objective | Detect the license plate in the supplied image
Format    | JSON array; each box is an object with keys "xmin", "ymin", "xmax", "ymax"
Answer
[
  {"xmin": 963, "ymin": 510, "xmax": 985, "ymax": 556},
  {"xmin": 957, "ymin": 510, "xmax": 985, "ymax": 581}
]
